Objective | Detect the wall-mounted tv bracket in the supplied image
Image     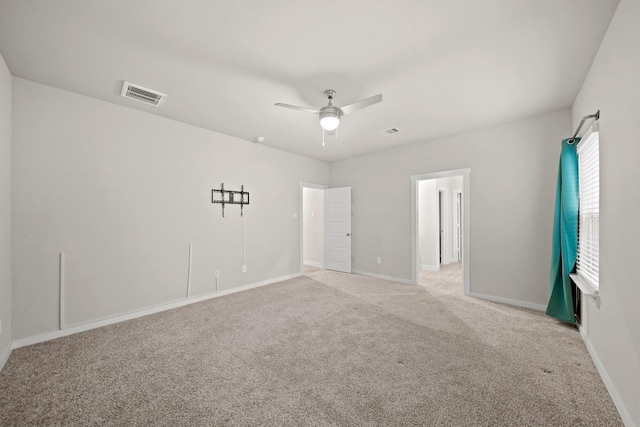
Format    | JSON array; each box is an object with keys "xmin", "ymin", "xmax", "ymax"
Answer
[{"xmin": 212, "ymin": 183, "xmax": 250, "ymax": 217}]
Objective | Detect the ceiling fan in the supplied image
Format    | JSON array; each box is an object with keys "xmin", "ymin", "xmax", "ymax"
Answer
[{"xmin": 275, "ymin": 90, "xmax": 383, "ymax": 134}]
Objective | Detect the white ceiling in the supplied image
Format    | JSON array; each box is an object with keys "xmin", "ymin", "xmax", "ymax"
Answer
[{"xmin": 0, "ymin": 0, "xmax": 619, "ymax": 162}]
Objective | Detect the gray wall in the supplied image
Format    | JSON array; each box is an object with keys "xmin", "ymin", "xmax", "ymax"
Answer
[
  {"xmin": 0, "ymin": 51, "xmax": 11, "ymax": 359},
  {"xmin": 571, "ymin": 0, "xmax": 640, "ymax": 423},
  {"xmin": 11, "ymin": 78, "xmax": 330, "ymax": 339},
  {"xmin": 331, "ymin": 109, "xmax": 571, "ymax": 306}
]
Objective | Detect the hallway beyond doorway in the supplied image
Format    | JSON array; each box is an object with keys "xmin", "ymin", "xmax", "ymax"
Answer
[{"xmin": 419, "ymin": 262, "xmax": 463, "ymax": 295}]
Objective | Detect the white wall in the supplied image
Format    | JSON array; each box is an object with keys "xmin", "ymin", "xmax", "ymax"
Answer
[
  {"xmin": 571, "ymin": 0, "xmax": 640, "ymax": 424},
  {"xmin": 0, "ymin": 52, "xmax": 11, "ymax": 361},
  {"xmin": 418, "ymin": 180, "xmax": 438, "ymax": 269},
  {"xmin": 331, "ymin": 109, "xmax": 571, "ymax": 306},
  {"xmin": 436, "ymin": 177, "xmax": 454, "ymax": 264},
  {"xmin": 302, "ymin": 187, "xmax": 323, "ymax": 265},
  {"xmin": 11, "ymin": 78, "xmax": 330, "ymax": 340}
]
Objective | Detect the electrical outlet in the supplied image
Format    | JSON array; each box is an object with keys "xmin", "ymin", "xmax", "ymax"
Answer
[
  {"xmin": 214, "ymin": 270, "xmax": 220, "ymax": 278},
  {"xmin": 377, "ymin": 257, "xmax": 382, "ymax": 264},
  {"xmin": 242, "ymin": 265, "xmax": 247, "ymax": 273},
  {"xmin": 292, "ymin": 212, "xmax": 298, "ymax": 219}
]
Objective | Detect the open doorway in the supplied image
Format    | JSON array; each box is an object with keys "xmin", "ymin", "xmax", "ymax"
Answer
[
  {"xmin": 411, "ymin": 169, "xmax": 470, "ymax": 294},
  {"xmin": 299, "ymin": 182, "xmax": 327, "ymax": 275}
]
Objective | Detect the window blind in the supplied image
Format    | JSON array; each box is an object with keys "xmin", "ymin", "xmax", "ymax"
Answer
[{"xmin": 576, "ymin": 129, "xmax": 599, "ymax": 289}]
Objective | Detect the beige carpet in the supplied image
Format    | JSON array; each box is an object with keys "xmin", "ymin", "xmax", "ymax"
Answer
[
  {"xmin": 304, "ymin": 264, "xmax": 321, "ymax": 274},
  {"xmin": 0, "ymin": 269, "xmax": 621, "ymax": 426},
  {"xmin": 420, "ymin": 262, "xmax": 463, "ymax": 295}
]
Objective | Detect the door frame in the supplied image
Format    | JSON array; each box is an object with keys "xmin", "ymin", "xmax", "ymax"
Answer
[
  {"xmin": 411, "ymin": 169, "xmax": 470, "ymax": 294},
  {"xmin": 454, "ymin": 190, "xmax": 463, "ymax": 262},
  {"xmin": 299, "ymin": 182, "xmax": 328, "ymax": 275},
  {"xmin": 437, "ymin": 187, "xmax": 448, "ymax": 265}
]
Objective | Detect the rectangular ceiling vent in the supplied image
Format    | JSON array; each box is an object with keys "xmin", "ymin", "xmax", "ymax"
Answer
[
  {"xmin": 120, "ymin": 81, "xmax": 167, "ymax": 107},
  {"xmin": 380, "ymin": 127, "xmax": 401, "ymax": 136}
]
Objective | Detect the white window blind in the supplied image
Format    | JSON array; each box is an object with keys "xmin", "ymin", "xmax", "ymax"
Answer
[{"xmin": 576, "ymin": 128, "xmax": 599, "ymax": 289}]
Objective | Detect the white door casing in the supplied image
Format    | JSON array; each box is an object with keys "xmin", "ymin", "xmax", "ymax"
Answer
[
  {"xmin": 324, "ymin": 187, "xmax": 352, "ymax": 273},
  {"xmin": 439, "ymin": 190, "xmax": 446, "ymax": 264},
  {"xmin": 456, "ymin": 191, "xmax": 462, "ymax": 262}
]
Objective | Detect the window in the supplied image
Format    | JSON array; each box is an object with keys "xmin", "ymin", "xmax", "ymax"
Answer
[{"xmin": 576, "ymin": 127, "xmax": 600, "ymax": 290}]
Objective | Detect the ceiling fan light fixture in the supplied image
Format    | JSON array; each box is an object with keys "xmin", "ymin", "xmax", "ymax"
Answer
[
  {"xmin": 320, "ymin": 116, "xmax": 340, "ymax": 131},
  {"xmin": 319, "ymin": 106, "xmax": 342, "ymax": 131},
  {"xmin": 275, "ymin": 90, "xmax": 382, "ymax": 138}
]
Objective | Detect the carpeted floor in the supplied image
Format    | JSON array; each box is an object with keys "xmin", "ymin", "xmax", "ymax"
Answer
[
  {"xmin": 0, "ymin": 269, "xmax": 622, "ymax": 426},
  {"xmin": 304, "ymin": 264, "xmax": 321, "ymax": 275},
  {"xmin": 420, "ymin": 262, "xmax": 463, "ymax": 295}
]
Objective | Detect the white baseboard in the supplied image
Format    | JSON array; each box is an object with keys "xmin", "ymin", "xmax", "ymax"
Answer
[
  {"xmin": 0, "ymin": 342, "xmax": 11, "ymax": 372},
  {"xmin": 303, "ymin": 260, "xmax": 322, "ymax": 268},
  {"xmin": 421, "ymin": 264, "xmax": 439, "ymax": 271},
  {"xmin": 466, "ymin": 291, "xmax": 546, "ymax": 311},
  {"xmin": 578, "ymin": 326, "xmax": 634, "ymax": 427},
  {"xmin": 12, "ymin": 272, "xmax": 302, "ymax": 350},
  {"xmin": 352, "ymin": 269, "xmax": 414, "ymax": 285}
]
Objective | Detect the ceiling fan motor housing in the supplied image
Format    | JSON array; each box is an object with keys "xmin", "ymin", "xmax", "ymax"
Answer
[{"xmin": 319, "ymin": 105, "xmax": 342, "ymax": 130}]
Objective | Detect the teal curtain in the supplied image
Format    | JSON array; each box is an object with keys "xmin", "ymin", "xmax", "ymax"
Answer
[{"xmin": 546, "ymin": 138, "xmax": 579, "ymax": 324}]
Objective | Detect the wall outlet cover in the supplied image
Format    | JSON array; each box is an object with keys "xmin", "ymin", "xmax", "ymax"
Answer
[
  {"xmin": 242, "ymin": 265, "xmax": 247, "ymax": 273},
  {"xmin": 377, "ymin": 257, "xmax": 382, "ymax": 264},
  {"xmin": 214, "ymin": 270, "xmax": 220, "ymax": 278}
]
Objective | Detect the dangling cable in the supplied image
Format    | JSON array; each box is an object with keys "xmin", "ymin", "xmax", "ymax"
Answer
[{"xmin": 322, "ymin": 128, "xmax": 325, "ymax": 147}]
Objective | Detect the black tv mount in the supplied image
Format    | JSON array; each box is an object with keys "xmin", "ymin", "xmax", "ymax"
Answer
[{"xmin": 212, "ymin": 183, "xmax": 249, "ymax": 217}]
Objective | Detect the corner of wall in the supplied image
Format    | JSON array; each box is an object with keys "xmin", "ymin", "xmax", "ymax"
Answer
[{"xmin": 0, "ymin": 50, "xmax": 13, "ymax": 371}]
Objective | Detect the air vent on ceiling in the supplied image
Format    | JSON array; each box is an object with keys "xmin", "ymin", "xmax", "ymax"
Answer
[
  {"xmin": 380, "ymin": 127, "xmax": 401, "ymax": 136},
  {"xmin": 120, "ymin": 81, "xmax": 167, "ymax": 107}
]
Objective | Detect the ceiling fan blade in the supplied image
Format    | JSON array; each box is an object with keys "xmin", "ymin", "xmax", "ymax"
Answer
[
  {"xmin": 274, "ymin": 103, "xmax": 319, "ymax": 114},
  {"xmin": 340, "ymin": 94, "xmax": 383, "ymax": 115}
]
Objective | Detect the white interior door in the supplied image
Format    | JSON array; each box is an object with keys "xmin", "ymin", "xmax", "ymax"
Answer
[
  {"xmin": 439, "ymin": 190, "xmax": 445, "ymax": 264},
  {"xmin": 324, "ymin": 187, "xmax": 352, "ymax": 273},
  {"xmin": 456, "ymin": 192, "xmax": 462, "ymax": 262}
]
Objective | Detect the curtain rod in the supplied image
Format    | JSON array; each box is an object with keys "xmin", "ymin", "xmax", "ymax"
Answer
[{"xmin": 568, "ymin": 110, "xmax": 600, "ymax": 144}]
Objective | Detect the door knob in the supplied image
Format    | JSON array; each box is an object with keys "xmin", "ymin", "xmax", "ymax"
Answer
[{"xmin": 346, "ymin": 233, "xmax": 351, "ymax": 236}]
